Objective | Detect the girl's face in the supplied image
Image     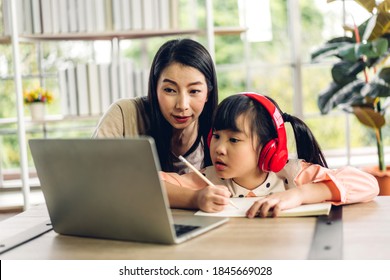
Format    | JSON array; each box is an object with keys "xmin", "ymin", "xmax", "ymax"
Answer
[
  {"xmin": 157, "ymin": 62, "xmax": 208, "ymax": 131},
  {"xmin": 210, "ymin": 114, "xmax": 263, "ymax": 187}
]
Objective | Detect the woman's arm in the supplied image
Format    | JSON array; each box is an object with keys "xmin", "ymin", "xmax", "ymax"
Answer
[
  {"xmin": 93, "ymin": 99, "xmax": 141, "ymax": 138},
  {"xmin": 161, "ymin": 171, "xmax": 231, "ymax": 212},
  {"xmin": 163, "ymin": 181, "xmax": 199, "ymax": 209},
  {"xmin": 93, "ymin": 103, "xmax": 126, "ymax": 138}
]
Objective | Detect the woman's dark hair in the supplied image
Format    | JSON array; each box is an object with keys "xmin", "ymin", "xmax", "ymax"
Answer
[
  {"xmin": 148, "ymin": 38, "xmax": 218, "ymax": 171},
  {"xmin": 213, "ymin": 94, "xmax": 328, "ymax": 168}
]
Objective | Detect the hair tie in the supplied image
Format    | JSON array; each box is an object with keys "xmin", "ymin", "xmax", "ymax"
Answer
[{"xmin": 282, "ymin": 113, "xmax": 292, "ymax": 123}]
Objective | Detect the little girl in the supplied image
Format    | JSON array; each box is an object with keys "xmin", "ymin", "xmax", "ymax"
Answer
[{"xmin": 161, "ymin": 92, "xmax": 379, "ymax": 218}]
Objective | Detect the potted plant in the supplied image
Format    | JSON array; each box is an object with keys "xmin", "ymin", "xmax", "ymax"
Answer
[
  {"xmin": 23, "ymin": 87, "xmax": 54, "ymax": 121},
  {"xmin": 311, "ymin": 0, "xmax": 390, "ymax": 194}
]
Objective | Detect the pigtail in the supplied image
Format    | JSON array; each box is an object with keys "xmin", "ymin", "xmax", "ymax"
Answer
[{"xmin": 283, "ymin": 113, "xmax": 328, "ymax": 168}]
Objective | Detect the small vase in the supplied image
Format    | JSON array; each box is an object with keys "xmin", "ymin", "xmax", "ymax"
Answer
[
  {"xmin": 29, "ymin": 102, "xmax": 46, "ymax": 121},
  {"xmin": 362, "ymin": 166, "xmax": 390, "ymax": 196}
]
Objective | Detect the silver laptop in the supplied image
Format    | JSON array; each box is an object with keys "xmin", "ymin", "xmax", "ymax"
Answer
[{"xmin": 29, "ymin": 137, "xmax": 228, "ymax": 244}]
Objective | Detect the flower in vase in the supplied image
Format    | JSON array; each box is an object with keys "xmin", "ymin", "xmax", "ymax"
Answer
[{"xmin": 23, "ymin": 87, "xmax": 54, "ymax": 104}]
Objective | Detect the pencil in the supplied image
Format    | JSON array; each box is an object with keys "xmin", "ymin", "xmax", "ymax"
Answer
[{"xmin": 178, "ymin": 155, "xmax": 239, "ymax": 209}]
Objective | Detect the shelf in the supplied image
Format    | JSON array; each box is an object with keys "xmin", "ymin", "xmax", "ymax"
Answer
[
  {"xmin": 213, "ymin": 26, "xmax": 247, "ymax": 35},
  {"xmin": 0, "ymin": 177, "xmax": 40, "ymax": 189},
  {"xmin": 0, "ymin": 36, "xmax": 11, "ymax": 44},
  {"xmin": 0, "ymin": 187, "xmax": 44, "ymax": 212},
  {"xmin": 0, "ymin": 114, "xmax": 101, "ymax": 126},
  {"xmin": 3, "ymin": 27, "xmax": 245, "ymax": 43},
  {"xmin": 0, "ymin": 115, "xmax": 100, "ymax": 136},
  {"xmin": 18, "ymin": 29, "xmax": 201, "ymax": 41}
]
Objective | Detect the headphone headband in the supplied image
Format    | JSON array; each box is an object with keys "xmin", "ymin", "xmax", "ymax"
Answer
[{"xmin": 242, "ymin": 92, "xmax": 288, "ymax": 172}]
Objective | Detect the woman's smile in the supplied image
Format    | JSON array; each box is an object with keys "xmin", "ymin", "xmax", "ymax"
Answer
[{"xmin": 172, "ymin": 114, "xmax": 192, "ymax": 123}]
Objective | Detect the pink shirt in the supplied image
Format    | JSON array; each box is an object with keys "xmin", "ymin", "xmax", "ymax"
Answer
[{"xmin": 160, "ymin": 159, "xmax": 379, "ymax": 205}]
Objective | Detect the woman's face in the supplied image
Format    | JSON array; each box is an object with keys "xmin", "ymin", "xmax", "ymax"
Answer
[{"xmin": 157, "ymin": 62, "xmax": 208, "ymax": 130}]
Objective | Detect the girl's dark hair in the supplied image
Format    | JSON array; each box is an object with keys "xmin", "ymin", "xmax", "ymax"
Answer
[
  {"xmin": 148, "ymin": 38, "xmax": 218, "ymax": 171},
  {"xmin": 213, "ymin": 94, "xmax": 328, "ymax": 168}
]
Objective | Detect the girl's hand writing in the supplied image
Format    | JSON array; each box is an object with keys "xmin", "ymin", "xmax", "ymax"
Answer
[{"xmin": 196, "ymin": 185, "xmax": 231, "ymax": 212}]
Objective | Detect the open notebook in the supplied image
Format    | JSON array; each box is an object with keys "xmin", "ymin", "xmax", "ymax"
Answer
[{"xmin": 195, "ymin": 197, "xmax": 332, "ymax": 217}]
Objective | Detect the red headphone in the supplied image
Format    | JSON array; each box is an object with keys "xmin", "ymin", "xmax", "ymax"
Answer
[{"xmin": 207, "ymin": 92, "xmax": 288, "ymax": 173}]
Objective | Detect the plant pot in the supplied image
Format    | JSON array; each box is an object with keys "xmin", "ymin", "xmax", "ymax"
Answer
[
  {"xmin": 29, "ymin": 102, "xmax": 46, "ymax": 121},
  {"xmin": 362, "ymin": 166, "xmax": 390, "ymax": 196}
]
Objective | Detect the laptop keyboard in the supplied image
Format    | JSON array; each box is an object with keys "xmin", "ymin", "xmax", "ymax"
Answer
[{"xmin": 174, "ymin": 224, "xmax": 200, "ymax": 237}]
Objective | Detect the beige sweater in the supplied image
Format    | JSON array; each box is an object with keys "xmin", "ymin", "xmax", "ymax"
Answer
[{"xmin": 93, "ymin": 97, "xmax": 150, "ymax": 138}]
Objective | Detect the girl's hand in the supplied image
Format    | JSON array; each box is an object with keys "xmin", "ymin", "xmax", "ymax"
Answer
[
  {"xmin": 196, "ymin": 185, "xmax": 231, "ymax": 212},
  {"xmin": 246, "ymin": 183, "xmax": 333, "ymax": 218},
  {"xmin": 246, "ymin": 188, "xmax": 304, "ymax": 218}
]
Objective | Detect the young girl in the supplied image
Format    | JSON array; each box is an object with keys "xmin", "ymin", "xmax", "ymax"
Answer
[{"xmin": 161, "ymin": 92, "xmax": 379, "ymax": 218}]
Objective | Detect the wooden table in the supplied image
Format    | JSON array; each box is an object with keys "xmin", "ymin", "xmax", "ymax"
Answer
[{"xmin": 0, "ymin": 197, "xmax": 389, "ymax": 260}]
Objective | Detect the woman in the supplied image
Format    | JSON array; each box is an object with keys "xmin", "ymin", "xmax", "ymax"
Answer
[{"xmin": 93, "ymin": 38, "xmax": 218, "ymax": 174}]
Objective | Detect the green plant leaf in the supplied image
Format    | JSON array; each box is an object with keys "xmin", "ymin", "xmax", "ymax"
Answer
[
  {"xmin": 359, "ymin": 37, "xmax": 388, "ymax": 56},
  {"xmin": 362, "ymin": 67, "xmax": 390, "ymax": 98},
  {"xmin": 353, "ymin": 106, "xmax": 386, "ymax": 128},
  {"xmin": 377, "ymin": 1, "xmax": 390, "ymax": 13},
  {"xmin": 326, "ymin": 0, "xmax": 378, "ymax": 12},
  {"xmin": 310, "ymin": 37, "xmax": 353, "ymax": 61},
  {"xmin": 354, "ymin": 0, "xmax": 377, "ymax": 13},
  {"xmin": 356, "ymin": 18, "xmax": 370, "ymax": 42},
  {"xmin": 367, "ymin": 11, "xmax": 390, "ymax": 40},
  {"xmin": 327, "ymin": 1, "xmax": 390, "ymax": 41},
  {"xmin": 321, "ymin": 0, "xmax": 389, "ymax": 169},
  {"xmin": 338, "ymin": 38, "xmax": 388, "ymax": 62},
  {"xmin": 331, "ymin": 60, "xmax": 366, "ymax": 84},
  {"xmin": 318, "ymin": 82, "xmax": 344, "ymax": 114},
  {"xmin": 362, "ymin": 14, "xmax": 378, "ymax": 41},
  {"xmin": 318, "ymin": 80, "xmax": 365, "ymax": 114},
  {"xmin": 354, "ymin": 12, "xmax": 390, "ymax": 42}
]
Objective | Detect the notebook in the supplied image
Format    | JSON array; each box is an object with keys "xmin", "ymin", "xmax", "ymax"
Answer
[
  {"xmin": 29, "ymin": 137, "xmax": 228, "ymax": 244},
  {"xmin": 195, "ymin": 197, "xmax": 332, "ymax": 217}
]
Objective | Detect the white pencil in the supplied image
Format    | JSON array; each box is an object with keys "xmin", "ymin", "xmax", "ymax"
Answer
[{"xmin": 178, "ymin": 155, "xmax": 239, "ymax": 209}]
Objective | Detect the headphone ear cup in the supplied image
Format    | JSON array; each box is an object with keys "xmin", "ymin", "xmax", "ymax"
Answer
[
  {"xmin": 259, "ymin": 139, "xmax": 288, "ymax": 172},
  {"xmin": 258, "ymin": 140, "xmax": 278, "ymax": 172},
  {"xmin": 207, "ymin": 129, "xmax": 213, "ymax": 147},
  {"xmin": 268, "ymin": 152, "xmax": 288, "ymax": 173}
]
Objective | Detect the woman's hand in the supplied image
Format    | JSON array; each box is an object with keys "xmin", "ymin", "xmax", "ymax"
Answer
[
  {"xmin": 246, "ymin": 183, "xmax": 333, "ymax": 218},
  {"xmin": 196, "ymin": 185, "xmax": 231, "ymax": 212}
]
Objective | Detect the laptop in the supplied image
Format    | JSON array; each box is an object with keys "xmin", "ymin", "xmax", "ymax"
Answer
[{"xmin": 29, "ymin": 137, "xmax": 228, "ymax": 244}]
